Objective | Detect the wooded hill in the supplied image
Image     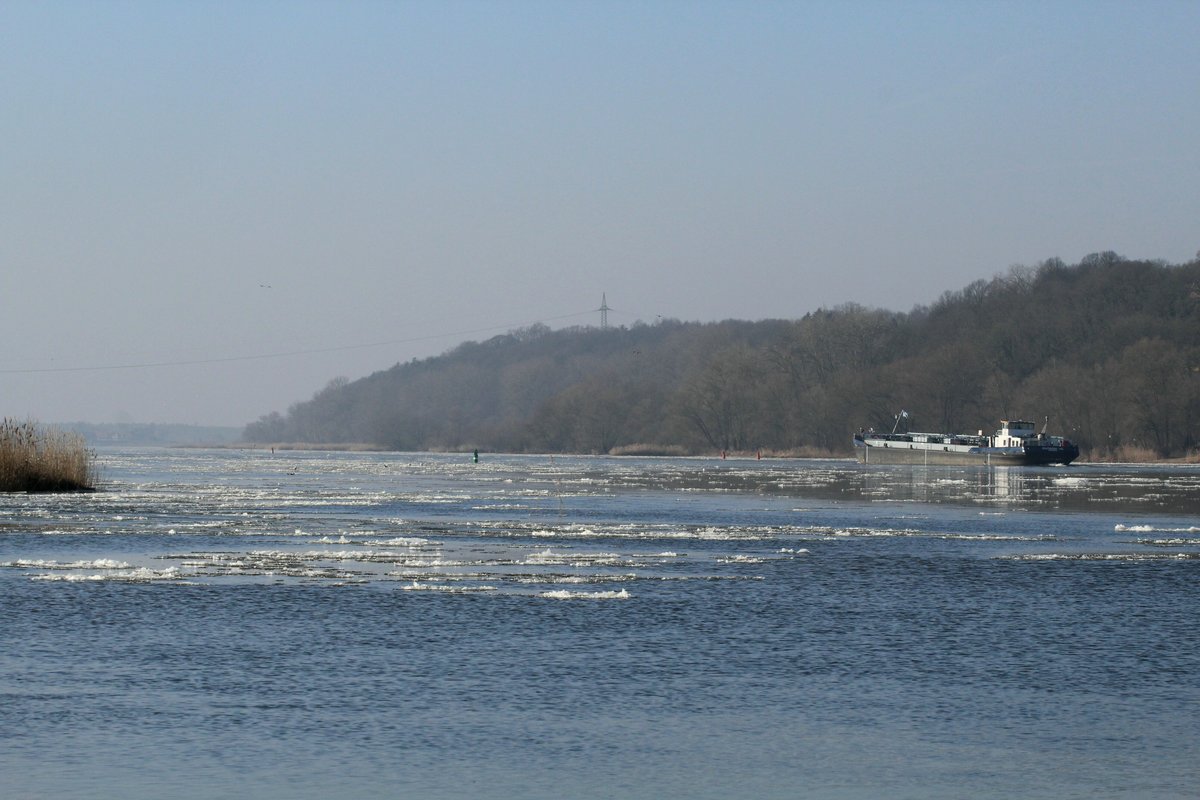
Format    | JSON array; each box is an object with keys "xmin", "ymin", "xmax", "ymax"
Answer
[{"xmin": 244, "ymin": 253, "xmax": 1200, "ymax": 459}]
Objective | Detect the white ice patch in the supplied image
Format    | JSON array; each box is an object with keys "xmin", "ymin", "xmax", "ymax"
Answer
[
  {"xmin": 1, "ymin": 558, "xmax": 132, "ymax": 570},
  {"xmin": 402, "ymin": 581, "xmax": 496, "ymax": 593},
  {"xmin": 1115, "ymin": 524, "xmax": 1200, "ymax": 533},
  {"xmin": 1052, "ymin": 477, "xmax": 1089, "ymax": 487},
  {"xmin": 288, "ymin": 549, "xmax": 414, "ymax": 560},
  {"xmin": 1008, "ymin": 552, "xmax": 1199, "ymax": 562},
  {"xmin": 538, "ymin": 589, "xmax": 630, "ymax": 600},
  {"xmin": 392, "ymin": 558, "xmax": 472, "ymax": 568},
  {"xmin": 530, "ymin": 574, "xmax": 638, "ymax": 584},
  {"xmin": 525, "ymin": 549, "xmax": 622, "ymax": 565},
  {"xmin": 32, "ymin": 566, "xmax": 182, "ymax": 582}
]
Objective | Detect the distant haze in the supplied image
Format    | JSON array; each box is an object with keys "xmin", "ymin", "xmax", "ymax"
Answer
[{"xmin": 2, "ymin": 2, "xmax": 1197, "ymax": 426}]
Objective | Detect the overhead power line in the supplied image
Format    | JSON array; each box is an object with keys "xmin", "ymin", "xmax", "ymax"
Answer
[{"xmin": 0, "ymin": 309, "xmax": 597, "ymax": 375}]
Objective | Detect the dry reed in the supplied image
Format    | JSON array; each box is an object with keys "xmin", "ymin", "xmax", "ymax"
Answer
[
  {"xmin": 1081, "ymin": 444, "xmax": 1163, "ymax": 463},
  {"xmin": 0, "ymin": 419, "xmax": 97, "ymax": 492},
  {"xmin": 608, "ymin": 443, "xmax": 692, "ymax": 457}
]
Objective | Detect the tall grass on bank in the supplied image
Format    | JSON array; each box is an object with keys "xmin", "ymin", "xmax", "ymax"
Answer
[{"xmin": 0, "ymin": 419, "xmax": 96, "ymax": 492}]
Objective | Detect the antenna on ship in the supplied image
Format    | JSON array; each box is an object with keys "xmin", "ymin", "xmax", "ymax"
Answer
[
  {"xmin": 891, "ymin": 409, "xmax": 909, "ymax": 434},
  {"xmin": 599, "ymin": 293, "xmax": 610, "ymax": 330}
]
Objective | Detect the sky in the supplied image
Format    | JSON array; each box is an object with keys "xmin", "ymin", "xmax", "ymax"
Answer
[{"xmin": 2, "ymin": 1, "xmax": 1197, "ymax": 427}]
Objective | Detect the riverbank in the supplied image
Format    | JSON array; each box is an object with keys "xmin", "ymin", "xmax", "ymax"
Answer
[
  {"xmin": 216, "ymin": 440, "xmax": 1200, "ymax": 464},
  {"xmin": 1082, "ymin": 445, "xmax": 1200, "ymax": 464}
]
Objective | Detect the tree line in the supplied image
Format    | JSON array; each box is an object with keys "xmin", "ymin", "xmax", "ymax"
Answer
[{"xmin": 244, "ymin": 253, "xmax": 1200, "ymax": 459}]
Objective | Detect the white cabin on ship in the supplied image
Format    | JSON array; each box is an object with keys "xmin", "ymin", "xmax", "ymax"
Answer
[{"xmin": 994, "ymin": 420, "xmax": 1037, "ymax": 448}]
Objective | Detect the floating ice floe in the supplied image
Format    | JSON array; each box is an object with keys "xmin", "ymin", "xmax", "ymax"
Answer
[
  {"xmin": 1115, "ymin": 524, "xmax": 1199, "ymax": 533},
  {"xmin": 1, "ymin": 558, "xmax": 132, "ymax": 570},
  {"xmin": 525, "ymin": 549, "xmax": 624, "ymax": 566},
  {"xmin": 32, "ymin": 566, "xmax": 183, "ymax": 582},
  {"xmin": 1006, "ymin": 552, "xmax": 1200, "ymax": 562},
  {"xmin": 538, "ymin": 589, "xmax": 630, "ymax": 600},
  {"xmin": 401, "ymin": 581, "xmax": 495, "ymax": 593},
  {"xmin": 1052, "ymin": 477, "xmax": 1089, "ymax": 487},
  {"xmin": 517, "ymin": 573, "xmax": 638, "ymax": 585},
  {"xmin": 365, "ymin": 537, "xmax": 433, "ymax": 547},
  {"xmin": 316, "ymin": 534, "xmax": 355, "ymax": 544}
]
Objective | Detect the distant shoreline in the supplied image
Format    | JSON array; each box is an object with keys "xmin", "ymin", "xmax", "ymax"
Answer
[
  {"xmin": 60, "ymin": 422, "xmax": 241, "ymax": 448},
  {"xmin": 199, "ymin": 442, "xmax": 1200, "ymax": 465},
  {"xmin": 213, "ymin": 442, "xmax": 394, "ymax": 452}
]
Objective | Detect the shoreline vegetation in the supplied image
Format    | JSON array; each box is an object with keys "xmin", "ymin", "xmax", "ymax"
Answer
[
  {"xmin": 1, "ymin": 419, "xmax": 97, "ymax": 492},
  {"xmin": 242, "ymin": 255, "xmax": 1200, "ymax": 461}
]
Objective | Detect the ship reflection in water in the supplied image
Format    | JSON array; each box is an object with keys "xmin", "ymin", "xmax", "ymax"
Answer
[
  {"xmin": 580, "ymin": 454, "xmax": 1200, "ymax": 515},
  {"xmin": 853, "ymin": 461, "xmax": 1200, "ymax": 514}
]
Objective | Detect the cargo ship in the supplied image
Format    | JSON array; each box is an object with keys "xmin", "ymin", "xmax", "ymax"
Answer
[{"xmin": 853, "ymin": 417, "xmax": 1079, "ymax": 466}]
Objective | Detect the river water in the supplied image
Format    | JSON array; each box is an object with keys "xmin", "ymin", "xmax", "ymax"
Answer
[{"xmin": 2, "ymin": 449, "xmax": 1197, "ymax": 799}]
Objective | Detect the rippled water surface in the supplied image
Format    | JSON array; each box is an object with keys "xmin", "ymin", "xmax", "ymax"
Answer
[{"xmin": 2, "ymin": 449, "xmax": 1198, "ymax": 798}]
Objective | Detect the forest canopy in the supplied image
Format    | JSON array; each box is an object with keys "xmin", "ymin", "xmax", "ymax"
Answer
[{"xmin": 244, "ymin": 253, "xmax": 1200, "ymax": 459}]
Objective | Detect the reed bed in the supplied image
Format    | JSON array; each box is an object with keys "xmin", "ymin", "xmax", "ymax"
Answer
[{"xmin": 0, "ymin": 419, "xmax": 96, "ymax": 492}]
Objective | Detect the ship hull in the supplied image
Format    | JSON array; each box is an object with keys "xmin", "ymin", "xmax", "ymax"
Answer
[{"xmin": 853, "ymin": 438, "xmax": 1077, "ymax": 466}]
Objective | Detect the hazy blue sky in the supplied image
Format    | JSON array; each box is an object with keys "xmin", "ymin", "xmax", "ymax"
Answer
[{"xmin": 3, "ymin": 1, "xmax": 1197, "ymax": 427}]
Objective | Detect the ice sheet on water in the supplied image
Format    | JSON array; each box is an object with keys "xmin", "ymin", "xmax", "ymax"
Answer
[
  {"xmin": 1, "ymin": 558, "xmax": 132, "ymax": 570},
  {"xmin": 538, "ymin": 589, "xmax": 630, "ymax": 600},
  {"xmin": 716, "ymin": 554, "xmax": 769, "ymax": 564},
  {"xmin": 31, "ymin": 566, "xmax": 183, "ymax": 582},
  {"xmin": 315, "ymin": 534, "xmax": 355, "ymax": 544},
  {"xmin": 402, "ymin": 581, "xmax": 496, "ymax": 593},
  {"xmin": 356, "ymin": 536, "xmax": 438, "ymax": 548},
  {"xmin": 525, "ymin": 548, "xmax": 624, "ymax": 566},
  {"xmin": 387, "ymin": 570, "xmax": 489, "ymax": 580},
  {"xmin": 292, "ymin": 548, "xmax": 415, "ymax": 560},
  {"xmin": 390, "ymin": 557, "xmax": 476, "ymax": 567},
  {"xmin": 478, "ymin": 519, "xmax": 791, "ymax": 542},
  {"xmin": 1053, "ymin": 477, "xmax": 1089, "ymax": 487},
  {"xmin": 1115, "ymin": 524, "xmax": 1200, "ymax": 533},
  {"xmin": 517, "ymin": 573, "xmax": 639, "ymax": 584},
  {"xmin": 790, "ymin": 524, "xmax": 1054, "ymax": 542},
  {"xmin": 1006, "ymin": 552, "xmax": 1200, "ymax": 562}
]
